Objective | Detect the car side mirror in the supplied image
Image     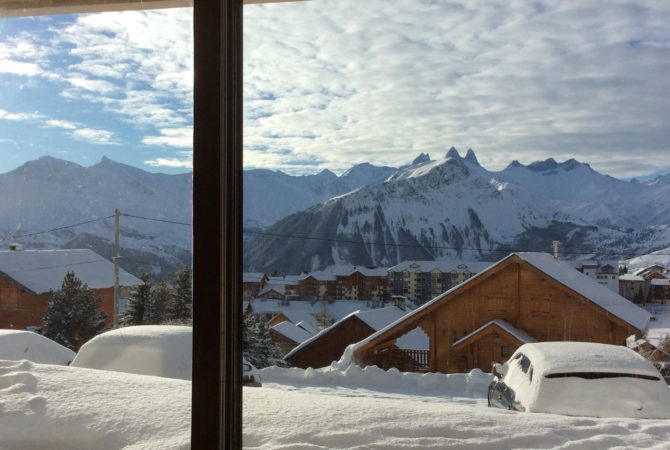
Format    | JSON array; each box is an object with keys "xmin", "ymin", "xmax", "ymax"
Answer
[{"xmin": 492, "ymin": 362, "xmax": 508, "ymax": 379}]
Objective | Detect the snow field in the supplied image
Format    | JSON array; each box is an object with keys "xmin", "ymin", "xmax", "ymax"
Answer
[
  {"xmin": 0, "ymin": 357, "xmax": 669, "ymax": 449},
  {"xmin": 0, "ymin": 330, "xmax": 75, "ymax": 365},
  {"xmin": 0, "ymin": 360, "xmax": 190, "ymax": 449},
  {"xmin": 248, "ymin": 365, "xmax": 670, "ymax": 449}
]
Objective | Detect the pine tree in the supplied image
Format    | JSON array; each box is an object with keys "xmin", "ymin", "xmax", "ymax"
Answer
[
  {"xmin": 121, "ymin": 271, "xmax": 151, "ymax": 326},
  {"xmin": 42, "ymin": 271, "xmax": 107, "ymax": 351},
  {"xmin": 167, "ymin": 266, "xmax": 192, "ymax": 323},
  {"xmin": 144, "ymin": 281, "xmax": 173, "ymax": 324},
  {"xmin": 242, "ymin": 314, "xmax": 287, "ymax": 368}
]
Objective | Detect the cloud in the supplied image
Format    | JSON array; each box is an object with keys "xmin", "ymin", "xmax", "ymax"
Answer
[
  {"xmin": 141, "ymin": 127, "xmax": 192, "ymax": 148},
  {"xmin": 240, "ymin": 0, "xmax": 670, "ymax": 177},
  {"xmin": 0, "ymin": 35, "xmax": 47, "ymax": 76},
  {"xmin": 45, "ymin": 119, "xmax": 77, "ymax": 130},
  {"xmin": 71, "ymin": 128, "xmax": 117, "ymax": 145},
  {"xmin": 7, "ymin": 2, "xmax": 670, "ymax": 178},
  {"xmin": 145, "ymin": 154, "xmax": 192, "ymax": 169},
  {"xmin": 0, "ymin": 108, "xmax": 42, "ymax": 121}
]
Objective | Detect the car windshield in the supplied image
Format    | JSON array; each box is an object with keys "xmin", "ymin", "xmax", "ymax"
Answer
[{"xmin": 545, "ymin": 372, "xmax": 661, "ymax": 381}]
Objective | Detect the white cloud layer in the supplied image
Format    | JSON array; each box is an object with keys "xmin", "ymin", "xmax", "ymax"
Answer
[
  {"xmin": 71, "ymin": 127, "xmax": 117, "ymax": 145},
  {"xmin": 6, "ymin": 2, "xmax": 670, "ymax": 177}
]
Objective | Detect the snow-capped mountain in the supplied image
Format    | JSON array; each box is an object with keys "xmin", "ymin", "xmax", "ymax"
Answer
[
  {"xmin": 1, "ymin": 152, "xmax": 668, "ymax": 277},
  {"xmin": 244, "ymin": 149, "xmax": 670, "ymax": 273},
  {"xmin": 0, "ymin": 156, "xmax": 394, "ymax": 277},
  {"xmin": 243, "ymin": 163, "xmax": 396, "ymax": 229},
  {"xmin": 0, "ymin": 156, "xmax": 193, "ymax": 277}
]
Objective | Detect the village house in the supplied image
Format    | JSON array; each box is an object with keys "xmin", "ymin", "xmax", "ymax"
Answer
[
  {"xmin": 0, "ymin": 248, "xmax": 143, "ymax": 330},
  {"xmin": 387, "ymin": 260, "xmax": 492, "ymax": 305},
  {"xmin": 335, "ymin": 266, "xmax": 389, "ymax": 301},
  {"xmin": 576, "ymin": 260, "xmax": 620, "ymax": 293},
  {"xmin": 268, "ymin": 320, "xmax": 315, "ymax": 354},
  {"xmin": 242, "ymin": 272, "xmax": 269, "ymax": 301},
  {"xmin": 620, "ymin": 264, "xmax": 670, "ymax": 303},
  {"xmin": 650, "ymin": 279, "xmax": 670, "ymax": 302},
  {"xmin": 351, "ymin": 252, "xmax": 650, "ymax": 374},
  {"xmin": 284, "ymin": 305, "xmax": 426, "ymax": 369},
  {"xmin": 297, "ymin": 271, "xmax": 336, "ymax": 300}
]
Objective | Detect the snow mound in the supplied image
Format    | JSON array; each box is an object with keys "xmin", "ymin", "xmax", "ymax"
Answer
[
  {"xmin": 72, "ymin": 325, "xmax": 192, "ymax": 380},
  {"xmin": 0, "ymin": 330, "xmax": 75, "ymax": 365},
  {"xmin": 260, "ymin": 363, "xmax": 493, "ymax": 399},
  {"xmin": 0, "ymin": 360, "xmax": 189, "ymax": 449}
]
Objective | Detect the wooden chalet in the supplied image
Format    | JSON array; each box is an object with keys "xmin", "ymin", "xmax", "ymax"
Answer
[
  {"xmin": 284, "ymin": 305, "xmax": 421, "ymax": 369},
  {"xmin": 352, "ymin": 252, "xmax": 651, "ymax": 374},
  {"xmin": 0, "ymin": 249, "xmax": 143, "ymax": 329}
]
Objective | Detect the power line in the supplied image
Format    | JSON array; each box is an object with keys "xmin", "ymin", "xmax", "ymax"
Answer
[
  {"xmin": 0, "ymin": 215, "xmax": 114, "ymax": 244},
  {"xmin": 121, "ymin": 213, "xmax": 191, "ymax": 227},
  {"xmin": 5, "ymin": 258, "xmax": 110, "ymax": 274}
]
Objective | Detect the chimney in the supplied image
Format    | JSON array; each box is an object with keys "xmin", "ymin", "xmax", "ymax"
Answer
[
  {"xmin": 9, "ymin": 243, "xmax": 23, "ymax": 251},
  {"xmin": 552, "ymin": 241, "xmax": 562, "ymax": 260}
]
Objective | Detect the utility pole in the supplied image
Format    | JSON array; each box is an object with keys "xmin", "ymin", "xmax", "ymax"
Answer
[{"xmin": 113, "ymin": 208, "xmax": 120, "ymax": 328}]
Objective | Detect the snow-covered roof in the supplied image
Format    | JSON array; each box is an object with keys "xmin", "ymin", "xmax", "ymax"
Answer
[
  {"xmin": 451, "ymin": 320, "xmax": 536, "ymax": 348},
  {"xmin": 270, "ymin": 321, "xmax": 314, "ymax": 345},
  {"xmin": 352, "ymin": 306, "xmax": 411, "ymax": 332},
  {"xmin": 243, "ymin": 272, "xmax": 266, "ymax": 283},
  {"xmin": 244, "ymin": 299, "xmax": 380, "ymax": 323},
  {"xmin": 0, "ymin": 249, "xmax": 143, "ymax": 294},
  {"xmin": 651, "ymin": 279, "xmax": 670, "ymax": 286},
  {"xmin": 285, "ymin": 306, "xmax": 409, "ymax": 359},
  {"xmin": 515, "ymin": 342, "xmax": 660, "ymax": 377},
  {"xmin": 336, "ymin": 266, "xmax": 389, "ymax": 277},
  {"xmin": 298, "ymin": 270, "xmax": 336, "ymax": 282},
  {"xmin": 516, "ymin": 253, "xmax": 650, "ymax": 331},
  {"xmin": 258, "ymin": 283, "xmax": 286, "ymax": 297},
  {"xmin": 0, "ymin": 330, "xmax": 75, "ymax": 365},
  {"xmin": 388, "ymin": 260, "xmax": 492, "ymax": 273},
  {"xmin": 619, "ymin": 274, "xmax": 645, "ymax": 281}
]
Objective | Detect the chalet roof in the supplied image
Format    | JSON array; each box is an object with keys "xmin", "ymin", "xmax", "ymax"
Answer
[
  {"xmin": 516, "ymin": 253, "xmax": 650, "ymax": 331},
  {"xmin": 388, "ymin": 260, "xmax": 492, "ymax": 273},
  {"xmin": 336, "ymin": 266, "xmax": 388, "ymax": 277},
  {"xmin": 243, "ymin": 299, "xmax": 374, "ymax": 324},
  {"xmin": 298, "ymin": 270, "xmax": 336, "ymax": 282},
  {"xmin": 451, "ymin": 320, "xmax": 536, "ymax": 349},
  {"xmin": 270, "ymin": 320, "xmax": 314, "ymax": 345},
  {"xmin": 351, "ymin": 252, "xmax": 650, "ymax": 358},
  {"xmin": 620, "ymin": 274, "xmax": 645, "ymax": 281},
  {"xmin": 243, "ymin": 272, "xmax": 266, "ymax": 283},
  {"xmin": 258, "ymin": 284, "xmax": 286, "ymax": 297},
  {"xmin": 0, "ymin": 249, "xmax": 143, "ymax": 294},
  {"xmin": 285, "ymin": 306, "xmax": 409, "ymax": 360},
  {"xmin": 652, "ymin": 279, "xmax": 670, "ymax": 286}
]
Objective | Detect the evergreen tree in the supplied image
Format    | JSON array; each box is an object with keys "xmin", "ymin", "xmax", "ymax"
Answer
[
  {"xmin": 121, "ymin": 271, "xmax": 151, "ymax": 326},
  {"xmin": 145, "ymin": 281, "xmax": 173, "ymax": 324},
  {"xmin": 167, "ymin": 266, "xmax": 192, "ymax": 323},
  {"xmin": 42, "ymin": 271, "xmax": 106, "ymax": 350},
  {"xmin": 242, "ymin": 314, "xmax": 287, "ymax": 368}
]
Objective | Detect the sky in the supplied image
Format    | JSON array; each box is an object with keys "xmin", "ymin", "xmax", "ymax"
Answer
[{"xmin": 0, "ymin": 1, "xmax": 669, "ymax": 179}]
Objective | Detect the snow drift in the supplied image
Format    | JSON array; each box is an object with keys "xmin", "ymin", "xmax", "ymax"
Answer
[{"xmin": 0, "ymin": 330, "xmax": 75, "ymax": 365}]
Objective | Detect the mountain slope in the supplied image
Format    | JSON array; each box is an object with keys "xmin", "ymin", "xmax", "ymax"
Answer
[{"xmin": 244, "ymin": 149, "xmax": 669, "ymax": 273}]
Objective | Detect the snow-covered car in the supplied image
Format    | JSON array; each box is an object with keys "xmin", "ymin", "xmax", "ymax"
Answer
[
  {"xmin": 0, "ymin": 329, "xmax": 75, "ymax": 365},
  {"xmin": 72, "ymin": 325, "xmax": 192, "ymax": 380},
  {"xmin": 488, "ymin": 342, "xmax": 670, "ymax": 419},
  {"xmin": 243, "ymin": 358, "xmax": 261, "ymax": 387}
]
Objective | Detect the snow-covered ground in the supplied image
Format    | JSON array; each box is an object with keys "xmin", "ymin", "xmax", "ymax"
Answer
[{"xmin": 1, "ymin": 359, "xmax": 669, "ymax": 449}]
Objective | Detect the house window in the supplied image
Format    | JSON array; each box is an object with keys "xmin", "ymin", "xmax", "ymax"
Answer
[{"xmin": 501, "ymin": 345, "xmax": 511, "ymax": 357}]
